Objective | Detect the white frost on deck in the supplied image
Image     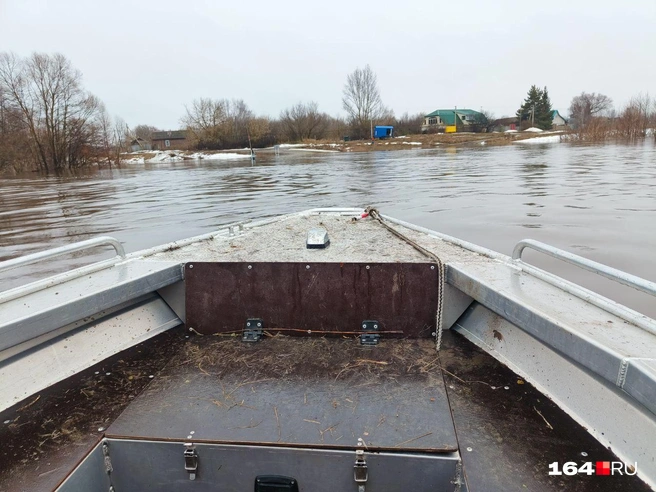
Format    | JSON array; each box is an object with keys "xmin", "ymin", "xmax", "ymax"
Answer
[{"xmin": 150, "ymin": 214, "xmax": 432, "ymax": 264}]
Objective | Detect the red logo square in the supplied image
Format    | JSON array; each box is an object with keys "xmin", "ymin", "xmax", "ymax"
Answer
[{"xmin": 596, "ymin": 461, "xmax": 610, "ymax": 476}]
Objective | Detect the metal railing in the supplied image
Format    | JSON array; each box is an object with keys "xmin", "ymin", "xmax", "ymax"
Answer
[
  {"xmin": 513, "ymin": 239, "xmax": 656, "ymax": 298},
  {"xmin": 0, "ymin": 236, "xmax": 126, "ymax": 275}
]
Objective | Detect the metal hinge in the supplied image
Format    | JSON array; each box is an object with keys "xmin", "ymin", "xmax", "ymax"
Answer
[
  {"xmin": 353, "ymin": 440, "xmax": 368, "ymax": 492},
  {"xmin": 243, "ymin": 318, "xmax": 264, "ymax": 343},
  {"xmin": 184, "ymin": 443, "xmax": 198, "ymax": 480},
  {"xmin": 360, "ymin": 320, "xmax": 380, "ymax": 346}
]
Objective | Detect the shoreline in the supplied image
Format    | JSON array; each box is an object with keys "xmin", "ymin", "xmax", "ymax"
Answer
[{"xmin": 121, "ymin": 130, "xmax": 571, "ymax": 164}]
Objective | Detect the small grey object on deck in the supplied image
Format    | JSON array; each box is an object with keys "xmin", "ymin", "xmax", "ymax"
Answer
[{"xmin": 306, "ymin": 227, "xmax": 330, "ymax": 249}]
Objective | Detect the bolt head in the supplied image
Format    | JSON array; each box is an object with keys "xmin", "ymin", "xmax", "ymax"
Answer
[
  {"xmin": 257, "ymin": 322, "xmax": 261, "ymax": 327},
  {"xmin": 306, "ymin": 265, "xmax": 310, "ymax": 269},
  {"xmin": 431, "ymin": 265, "xmax": 435, "ymax": 270},
  {"xmin": 189, "ymin": 264, "xmax": 194, "ymax": 269},
  {"xmin": 248, "ymin": 265, "xmax": 252, "ymax": 269}
]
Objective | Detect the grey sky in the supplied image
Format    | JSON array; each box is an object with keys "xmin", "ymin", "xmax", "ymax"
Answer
[{"xmin": 1, "ymin": 0, "xmax": 654, "ymax": 129}]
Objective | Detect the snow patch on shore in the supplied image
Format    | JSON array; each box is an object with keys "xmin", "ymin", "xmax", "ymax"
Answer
[
  {"xmin": 149, "ymin": 151, "xmax": 184, "ymax": 162},
  {"xmin": 288, "ymin": 148, "xmax": 340, "ymax": 153},
  {"xmin": 523, "ymin": 127, "xmax": 544, "ymax": 133},
  {"xmin": 514, "ymin": 135, "xmax": 561, "ymax": 144},
  {"xmin": 188, "ymin": 152, "xmax": 251, "ymax": 160}
]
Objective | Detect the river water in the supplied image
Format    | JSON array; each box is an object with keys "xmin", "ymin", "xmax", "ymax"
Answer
[{"xmin": 1, "ymin": 141, "xmax": 655, "ymax": 317}]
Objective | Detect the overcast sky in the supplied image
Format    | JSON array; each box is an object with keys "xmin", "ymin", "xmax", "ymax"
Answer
[{"xmin": 1, "ymin": 0, "xmax": 654, "ymax": 129}]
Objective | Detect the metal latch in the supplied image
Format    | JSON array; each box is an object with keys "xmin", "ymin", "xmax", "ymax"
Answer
[
  {"xmin": 360, "ymin": 320, "xmax": 380, "ymax": 346},
  {"xmin": 184, "ymin": 443, "xmax": 198, "ymax": 480},
  {"xmin": 243, "ymin": 318, "xmax": 264, "ymax": 343},
  {"xmin": 354, "ymin": 443, "xmax": 368, "ymax": 492}
]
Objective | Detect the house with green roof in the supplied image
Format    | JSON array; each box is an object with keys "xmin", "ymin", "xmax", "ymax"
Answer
[
  {"xmin": 422, "ymin": 109, "xmax": 487, "ymax": 133},
  {"xmin": 551, "ymin": 110, "xmax": 568, "ymax": 129}
]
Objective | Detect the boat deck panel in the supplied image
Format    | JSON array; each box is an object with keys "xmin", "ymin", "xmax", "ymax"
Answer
[
  {"xmin": 185, "ymin": 262, "xmax": 438, "ymax": 337},
  {"xmin": 0, "ymin": 260, "xmax": 182, "ymax": 353},
  {"xmin": 107, "ymin": 338, "xmax": 458, "ymax": 452},
  {"xmin": 0, "ymin": 295, "xmax": 181, "ymax": 411}
]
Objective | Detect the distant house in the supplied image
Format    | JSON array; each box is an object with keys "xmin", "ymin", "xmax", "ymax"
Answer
[
  {"xmin": 492, "ymin": 117, "xmax": 519, "ymax": 132},
  {"xmin": 151, "ymin": 130, "xmax": 188, "ymax": 150},
  {"xmin": 422, "ymin": 109, "xmax": 487, "ymax": 133},
  {"xmin": 129, "ymin": 137, "xmax": 152, "ymax": 152},
  {"xmin": 551, "ymin": 110, "xmax": 568, "ymax": 129}
]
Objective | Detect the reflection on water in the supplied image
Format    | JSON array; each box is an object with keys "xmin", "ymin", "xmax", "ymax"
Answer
[{"xmin": 1, "ymin": 141, "xmax": 655, "ymax": 317}]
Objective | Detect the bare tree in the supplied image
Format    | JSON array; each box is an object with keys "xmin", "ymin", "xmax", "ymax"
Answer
[
  {"xmin": 0, "ymin": 52, "xmax": 104, "ymax": 173},
  {"xmin": 569, "ymin": 92, "xmax": 613, "ymax": 128},
  {"xmin": 133, "ymin": 124, "xmax": 159, "ymax": 142},
  {"xmin": 392, "ymin": 112, "xmax": 424, "ymax": 135},
  {"xmin": 181, "ymin": 97, "xmax": 228, "ymax": 147},
  {"xmin": 342, "ymin": 65, "xmax": 389, "ymax": 137},
  {"xmin": 479, "ymin": 110, "xmax": 496, "ymax": 132},
  {"xmin": 0, "ymin": 83, "xmax": 31, "ymax": 173},
  {"xmin": 616, "ymin": 93, "xmax": 652, "ymax": 140},
  {"xmin": 181, "ymin": 97, "xmax": 257, "ymax": 149},
  {"xmin": 279, "ymin": 101, "xmax": 329, "ymax": 142}
]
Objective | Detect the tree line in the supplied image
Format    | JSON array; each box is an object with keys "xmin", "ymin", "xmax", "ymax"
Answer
[
  {"xmin": 568, "ymin": 92, "xmax": 655, "ymax": 141},
  {"xmin": 180, "ymin": 65, "xmax": 418, "ymax": 150},
  {"xmin": 2, "ymin": 51, "xmax": 655, "ymax": 174},
  {"xmin": 512, "ymin": 84, "xmax": 655, "ymax": 140},
  {"xmin": 0, "ymin": 52, "xmax": 127, "ymax": 174}
]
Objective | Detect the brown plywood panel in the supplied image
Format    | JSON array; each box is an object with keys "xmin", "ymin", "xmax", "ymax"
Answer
[{"xmin": 185, "ymin": 262, "xmax": 438, "ymax": 337}]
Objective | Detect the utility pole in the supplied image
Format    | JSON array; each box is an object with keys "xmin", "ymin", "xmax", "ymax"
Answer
[{"xmin": 531, "ymin": 103, "xmax": 535, "ymax": 127}]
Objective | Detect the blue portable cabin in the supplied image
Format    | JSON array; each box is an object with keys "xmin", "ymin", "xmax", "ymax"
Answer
[{"xmin": 374, "ymin": 125, "xmax": 394, "ymax": 139}]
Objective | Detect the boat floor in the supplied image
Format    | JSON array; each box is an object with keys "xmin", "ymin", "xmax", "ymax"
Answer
[
  {"xmin": 107, "ymin": 337, "xmax": 457, "ymax": 452},
  {"xmin": 0, "ymin": 328, "xmax": 648, "ymax": 491}
]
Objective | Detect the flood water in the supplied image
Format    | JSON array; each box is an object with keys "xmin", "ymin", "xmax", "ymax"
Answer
[{"xmin": 1, "ymin": 141, "xmax": 655, "ymax": 318}]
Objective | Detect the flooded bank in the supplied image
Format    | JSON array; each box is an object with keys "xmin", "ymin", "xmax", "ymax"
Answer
[{"xmin": 1, "ymin": 140, "xmax": 655, "ymax": 317}]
